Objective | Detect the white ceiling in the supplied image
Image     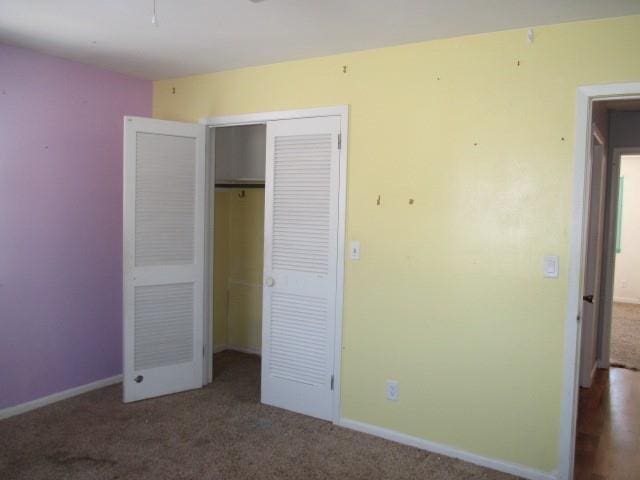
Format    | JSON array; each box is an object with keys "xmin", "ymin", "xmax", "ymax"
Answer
[{"xmin": 1, "ymin": 1, "xmax": 639, "ymax": 79}]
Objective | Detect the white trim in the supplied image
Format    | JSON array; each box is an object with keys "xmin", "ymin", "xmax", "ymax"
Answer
[
  {"xmin": 229, "ymin": 345, "xmax": 261, "ymax": 356},
  {"xmin": 213, "ymin": 344, "xmax": 228, "ymax": 354},
  {"xmin": 0, "ymin": 375, "xmax": 122, "ymax": 420},
  {"xmin": 332, "ymin": 110, "xmax": 348, "ymax": 424},
  {"xmin": 215, "ymin": 345, "xmax": 262, "ymax": 356},
  {"xmin": 560, "ymin": 82, "xmax": 640, "ymax": 480},
  {"xmin": 200, "ymin": 106, "xmax": 348, "ymax": 127},
  {"xmin": 204, "ymin": 127, "xmax": 215, "ymax": 385},
  {"xmin": 201, "ymin": 105, "xmax": 349, "ymax": 425},
  {"xmin": 339, "ymin": 418, "xmax": 556, "ymax": 480},
  {"xmin": 613, "ymin": 296, "xmax": 640, "ymax": 305}
]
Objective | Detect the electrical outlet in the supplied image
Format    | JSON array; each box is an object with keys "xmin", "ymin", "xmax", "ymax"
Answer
[{"xmin": 386, "ymin": 380, "xmax": 399, "ymax": 401}]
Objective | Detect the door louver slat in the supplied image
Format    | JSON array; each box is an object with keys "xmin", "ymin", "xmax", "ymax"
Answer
[
  {"xmin": 262, "ymin": 116, "xmax": 340, "ymax": 421},
  {"xmin": 135, "ymin": 133, "xmax": 196, "ymax": 267},
  {"xmin": 272, "ymin": 133, "xmax": 331, "ymax": 276}
]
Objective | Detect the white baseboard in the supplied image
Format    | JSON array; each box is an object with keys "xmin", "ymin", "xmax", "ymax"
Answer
[
  {"xmin": 213, "ymin": 344, "xmax": 261, "ymax": 356},
  {"xmin": 213, "ymin": 344, "xmax": 229, "ymax": 354},
  {"xmin": 613, "ymin": 296, "xmax": 640, "ymax": 305},
  {"xmin": 338, "ymin": 418, "xmax": 557, "ymax": 480},
  {"xmin": 0, "ymin": 375, "xmax": 122, "ymax": 420}
]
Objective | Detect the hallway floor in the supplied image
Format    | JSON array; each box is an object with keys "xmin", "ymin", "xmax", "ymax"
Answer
[
  {"xmin": 574, "ymin": 367, "xmax": 640, "ymax": 480},
  {"xmin": 1, "ymin": 351, "xmax": 516, "ymax": 480}
]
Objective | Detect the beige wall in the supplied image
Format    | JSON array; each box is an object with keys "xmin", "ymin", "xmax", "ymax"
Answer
[{"xmin": 614, "ymin": 155, "xmax": 640, "ymax": 303}]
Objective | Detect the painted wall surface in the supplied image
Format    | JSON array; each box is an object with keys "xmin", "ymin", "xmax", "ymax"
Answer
[
  {"xmin": 614, "ymin": 155, "xmax": 640, "ymax": 303},
  {"xmin": 0, "ymin": 43, "xmax": 151, "ymax": 409},
  {"xmin": 154, "ymin": 16, "xmax": 640, "ymax": 472},
  {"xmin": 213, "ymin": 189, "xmax": 264, "ymax": 353}
]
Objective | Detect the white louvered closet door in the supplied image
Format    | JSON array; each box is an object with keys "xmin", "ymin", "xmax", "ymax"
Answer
[
  {"xmin": 123, "ymin": 117, "xmax": 206, "ymax": 403},
  {"xmin": 262, "ymin": 116, "xmax": 341, "ymax": 421}
]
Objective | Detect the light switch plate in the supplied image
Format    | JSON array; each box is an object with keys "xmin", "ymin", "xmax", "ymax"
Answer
[
  {"xmin": 350, "ymin": 240, "xmax": 360, "ymax": 260},
  {"xmin": 544, "ymin": 255, "xmax": 559, "ymax": 278},
  {"xmin": 386, "ymin": 380, "xmax": 399, "ymax": 401}
]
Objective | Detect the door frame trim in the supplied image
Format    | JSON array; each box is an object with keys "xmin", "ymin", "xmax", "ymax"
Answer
[
  {"xmin": 561, "ymin": 83, "xmax": 640, "ymax": 480},
  {"xmin": 200, "ymin": 106, "xmax": 349, "ymax": 424}
]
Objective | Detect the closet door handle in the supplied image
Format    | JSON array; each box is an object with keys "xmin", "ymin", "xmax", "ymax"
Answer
[{"xmin": 265, "ymin": 277, "xmax": 275, "ymax": 287}]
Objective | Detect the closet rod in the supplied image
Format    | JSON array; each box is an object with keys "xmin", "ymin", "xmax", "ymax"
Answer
[{"xmin": 214, "ymin": 183, "xmax": 265, "ymax": 189}]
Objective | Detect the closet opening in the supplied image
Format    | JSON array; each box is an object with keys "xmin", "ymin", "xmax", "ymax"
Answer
[
  {"xmin": 210, "ymin": 124, "xmax": 266, "ymax": 387},
  {"xmin": 200, "ymin": 106, "xmax": 347, "ymax": 422}
]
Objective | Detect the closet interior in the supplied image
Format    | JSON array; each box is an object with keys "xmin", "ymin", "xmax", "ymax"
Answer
[{"xmin": 211, "ymin": 124, "xmax": 266, "ymax": 364}]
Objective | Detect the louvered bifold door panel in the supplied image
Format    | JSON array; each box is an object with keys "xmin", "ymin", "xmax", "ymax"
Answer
[
  {"xmin": 261, "ymin": 116, "xmax": 341, "ymax": 421},
  {"xmin": 123, "ymin": 117, "xmax": 206, "ymax": 403},
  {"xmin": 135, "ymin": 133, "xmax": 195, "ymax": 267}
]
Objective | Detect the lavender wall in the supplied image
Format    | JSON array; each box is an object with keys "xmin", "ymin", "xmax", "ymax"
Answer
[{"xmin": 0, "ymin": 43, "xmax": 152, "ymax": 409}]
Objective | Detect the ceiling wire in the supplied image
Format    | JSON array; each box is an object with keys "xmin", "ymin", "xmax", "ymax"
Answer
[{"xmin": 151, "ymin": 0, "xmax": 158, "ymax": 26}]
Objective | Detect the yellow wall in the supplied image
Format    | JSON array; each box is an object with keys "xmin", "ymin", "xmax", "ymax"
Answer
[
  {"xmin": 213, "ymin": 189, "xmax": 264, "ymax": 353},
  {"xmin": 155, "ymin": 16, "xmax": 640, "ymax": 472}
]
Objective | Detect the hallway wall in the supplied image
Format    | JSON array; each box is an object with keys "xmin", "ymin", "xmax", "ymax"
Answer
[{"xmin": 614, "ymin": 155, "xmax": 640, "ymax": 303}]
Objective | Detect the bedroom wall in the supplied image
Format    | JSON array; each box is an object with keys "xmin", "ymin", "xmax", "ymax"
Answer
[
  {"xmin": 154, "ymin": 15, "xmax": 640, "ymax": 474},
  {"xmin": 0, "ymin": 43, "xmax": 152, "ymax": 410}
]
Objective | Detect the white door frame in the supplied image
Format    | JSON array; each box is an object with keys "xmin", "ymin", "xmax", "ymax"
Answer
[
  {"xmin": 560, "ymin": 83, "xmax": 640, "ymax": 480},
  {"xmin": 199, "ymin": 106, "xmax": 349, "ymax": 424},
  {"xmin": 597, "ymin": 147, "xmax": 640, "ymax": 370}
]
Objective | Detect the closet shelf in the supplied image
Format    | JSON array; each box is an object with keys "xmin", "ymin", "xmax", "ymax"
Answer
[{"xmin": 215, "ymin": 180, "xmax": 265, "ymax": 189}]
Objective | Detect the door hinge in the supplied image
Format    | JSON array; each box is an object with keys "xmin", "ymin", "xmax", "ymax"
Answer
[
  {"xmin": 330, "ymin": 374, "xmax": 335, "ymax": 391},
  {"xmin": 337, "ymin": 133, "xmax": 342, "ymax": 151}
]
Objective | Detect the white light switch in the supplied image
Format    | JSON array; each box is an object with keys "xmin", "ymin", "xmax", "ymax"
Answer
[
  {"xmin": 350, "ymin": 240, "xmax": 360, "ymax": 260},
  {"xmin": 386, "ymin": 380, "xmax": 399, "ymax": 401},
  {"xmin": 544, "ymin": 255, "xmax": 559, "ymax": 278}
]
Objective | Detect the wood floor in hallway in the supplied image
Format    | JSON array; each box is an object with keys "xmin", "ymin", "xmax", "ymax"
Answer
[{"xmin": 575, "ymin": 367, "xmax": 640, "ymax": 480}]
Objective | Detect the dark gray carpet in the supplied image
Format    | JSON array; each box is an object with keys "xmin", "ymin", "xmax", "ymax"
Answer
[
  {"xmin": 611, "ymin": 302, "xmax": 640, "ymax": 371},
  {"xmin": 0, "ymin": 351, "xmax": 517, "ymax": 480}
]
